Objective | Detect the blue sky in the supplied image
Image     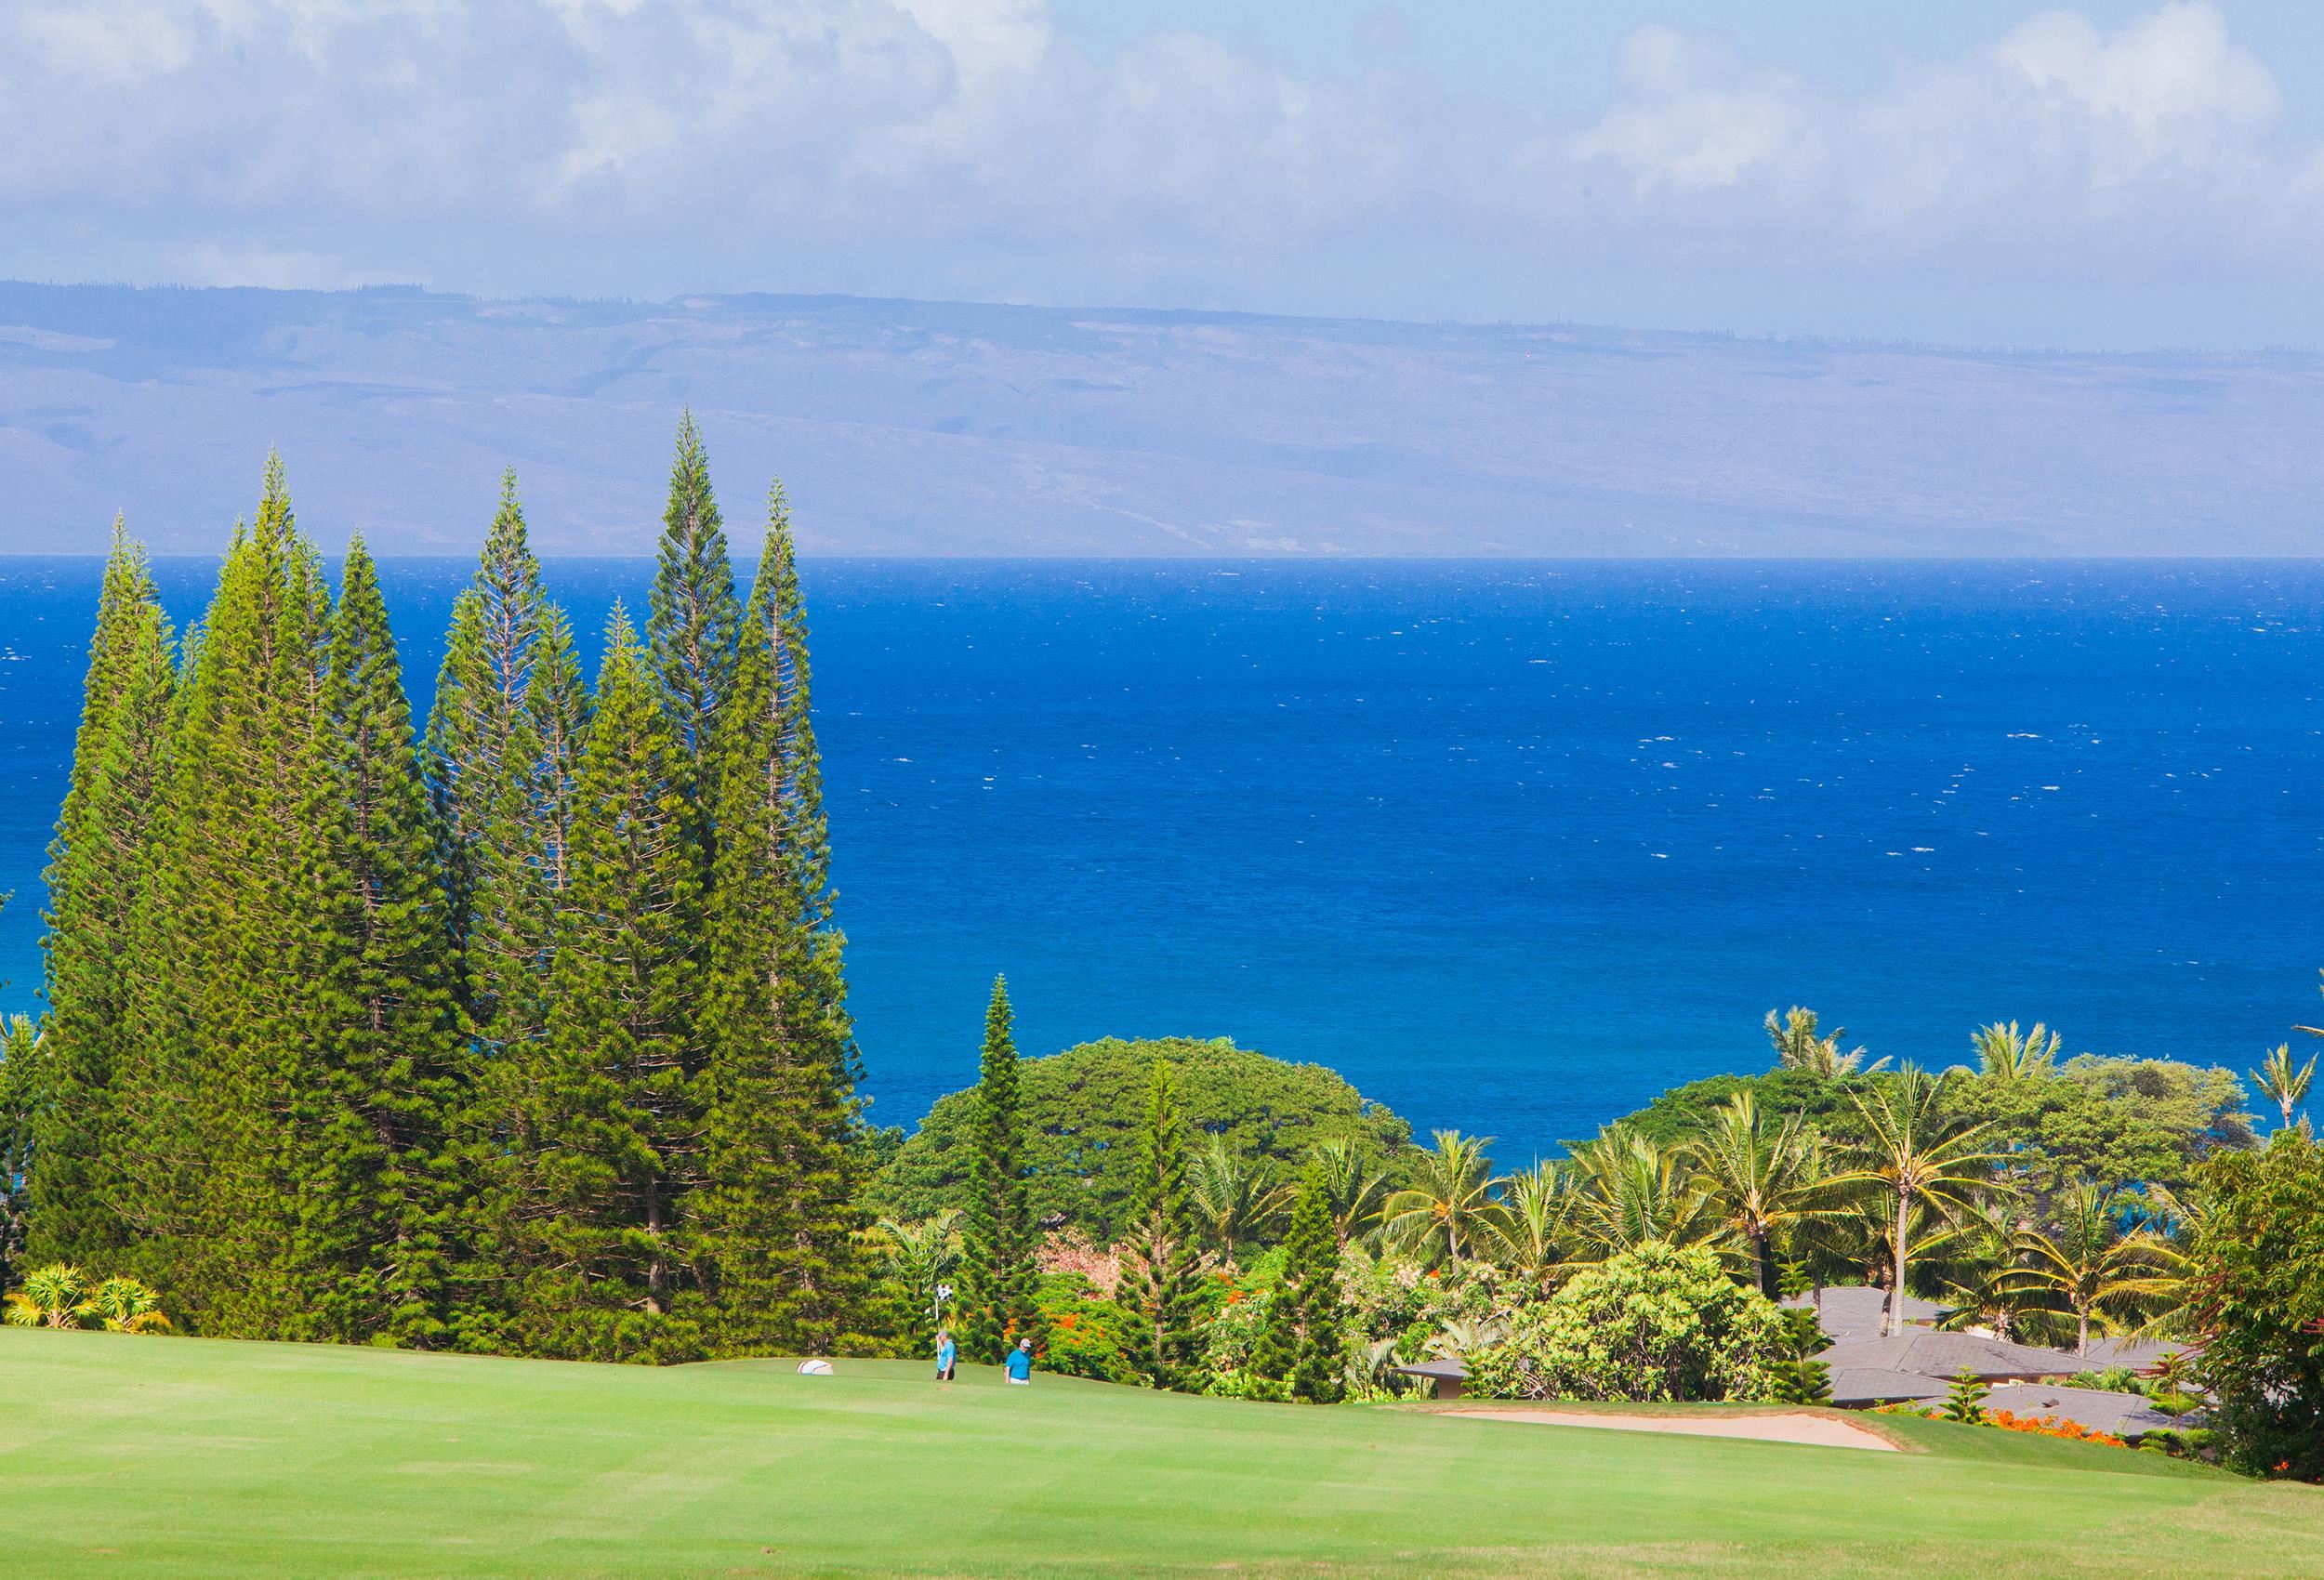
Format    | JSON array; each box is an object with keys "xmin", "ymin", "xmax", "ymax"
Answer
[{"xmin": 5, "ymin": 2, "xmax": 2323, "ymax": 347}]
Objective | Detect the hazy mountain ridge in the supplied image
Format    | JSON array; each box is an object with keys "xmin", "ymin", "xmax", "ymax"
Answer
[{"xmin": 1, "ymin": 282, "xmax": 2317, "ymax": 556}]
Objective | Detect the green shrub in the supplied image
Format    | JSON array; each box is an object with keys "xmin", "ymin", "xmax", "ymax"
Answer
[{"xmin": 1464, "ymin": 1242, "xmax": 1787, "ymax": 1403}]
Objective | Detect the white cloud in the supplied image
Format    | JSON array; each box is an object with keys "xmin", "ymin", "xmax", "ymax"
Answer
[{"xmin": 0, "ymin": 1, "xmax": 2317, "ymax": 291}]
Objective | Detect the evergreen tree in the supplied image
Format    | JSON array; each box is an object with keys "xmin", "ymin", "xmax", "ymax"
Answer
[
  {"xmin": 1117, "ymin": 1058, "xmax": 1204, "ymax": 1389},
  {"xmin": 32, "ymin": 524, "xmax": 176, "ymax": 1265},
  {"xmin": 424, "ymin": 474, "xmax": 561, "ymax": 1061},
  {"xmin": 958, "ymin": 976, "xmax": 1037, "ymax": 1362},
  {"xmin": 524, "ymin": 602, "xmax": 591, "ymax": 904},
  {"xmin": 696, "ymin": 482, "xmax": 865, "ymax": 1355},
  {"xmin": 522, "ymin": 604, "xmax": 705, "ymax": 1361},
  {"xmin": 422, "ymin": 480, "xmax": 588, "ymax": 1344},
  {"xmin": 1256, "ymin": 1163, "xmax": 1349, "ymax": 1403},
  {"xmin": 646, "ymin": 411, "xmax": 741, "ymax": 810},
  {"xmin": 113, "ymin": 455, "xmax": 336, "ymax": 1335},
  {"xmin": 0, "ymin": 1012, "xmax": 38, "ymax": 1294},
  {"xmin": 1941, "ymin": 1367, "xmax": 1990, "ymax": 1425},
  {"xmin": 306, "ymin": 538, "xmax": 468, "ymax": 1343}
]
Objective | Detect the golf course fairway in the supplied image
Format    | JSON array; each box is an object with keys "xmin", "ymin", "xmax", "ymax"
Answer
[{"xmin": 5, "ymin": 1326, "xmax": 2319, "ymax": 1578}]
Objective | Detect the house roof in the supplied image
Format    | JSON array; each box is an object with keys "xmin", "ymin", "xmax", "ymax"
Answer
[
  {"xmin": 1816, "ymin": 1330, "xmax": 2080, "ymax": 1383},
  {"xmin": 2073, "ymin": 1336, "xmax": 2199, "ymax": 1373},
  {"xmin": 1827, "ymin": 1367, "xmax": 1953, "ymax": 1406},
  {"xmin": 1391, "ymin": 1359, "xmax": 1470, "ymax": 1380},
  {"xmin": 1780, "ymin": 1285, "xmax": 1949, "ymax": 1343},
  {"xmin": 1981, "ymin": 1384, "xmax": 2191, "ymax": 1438}
]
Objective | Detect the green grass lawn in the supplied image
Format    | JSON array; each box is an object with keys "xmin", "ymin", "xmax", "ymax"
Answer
[{"xmin": 5, "ymin": 1327, "xmax": 2319, "ymax": 1578}]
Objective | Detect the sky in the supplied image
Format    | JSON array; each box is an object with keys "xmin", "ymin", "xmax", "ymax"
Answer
[{"xmin": 5, "ymin": 2, "xmax": 2324, "ymax": 347}]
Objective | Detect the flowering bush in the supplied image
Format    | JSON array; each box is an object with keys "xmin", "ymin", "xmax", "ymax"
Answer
[
  {"xmin": 1031, "ymin": 1271, "xmax": 1142, "ymax": 1383},
  {"xmin": 1883, "ymin": 1402, "xmax": 2136, "ymax": 1451},
  {"xmin": 1985, "ymin": 1409, "xmax": 2130, "ymax": 1449}
]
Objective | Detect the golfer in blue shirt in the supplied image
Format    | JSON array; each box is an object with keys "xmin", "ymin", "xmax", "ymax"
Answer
[
  {"xmin": 934, "ymin": 1328, "xmax": 957, "ymax": 1382},
  {"xmin": 1005, "ymin": 1338, "xmax": 1034, "ymax": 1385}
]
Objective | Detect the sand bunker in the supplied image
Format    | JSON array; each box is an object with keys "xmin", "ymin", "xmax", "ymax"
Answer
[{"xmin": 1444, "ymin": 1408, "xmax": 1897, "ymax": 1453}]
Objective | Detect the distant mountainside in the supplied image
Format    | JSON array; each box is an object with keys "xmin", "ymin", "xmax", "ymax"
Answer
[{"xmin": 1, "ymin": 282, "xmax": 2317, "ymax": 556}]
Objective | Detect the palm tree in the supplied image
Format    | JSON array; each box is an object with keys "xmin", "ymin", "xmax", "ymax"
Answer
[
  {"xmin": 1559, "ymin": 1125, "xmax": 1721, "ymax": 1265},
  {"xmin": 1425, "ymin": 1314, "xmax": 1507, "ymax": 1363},
  {"xmin": 874, "ymin": 1209, "xmax": 962, "ymax": 1338},
  {"xmin": 1186, "ymin": 1137, "xmax": 1291, "ymax": 1271},
  {"xmin": 2006, "ymin": 1181, "xmax": 2187, "ymax": 1356},
  {"xmin": 1484, "ymin": 1160, "xmax": 1568, "ymax": 1290},
  {"xmin": 4, "ymin": 1262, "xmax": 93, "ymax": 1328},
  {"xmin": 1306, "ymin": 1139, "xmax": 1393, "ymax": 1249},
  {"xmin": 82, "ymin": 1276, "xmax": 172, "ymax": 1334},
  {"xmin": 1764, "ymin": 1007, "xmax": 1887, "ymax": 1077},
  {"xmin": 1683, "ymin": 1092, "xmax": 1854, "ymax": 1297},
  {"xmin": 1846, "ymin": 1065, "xmax": 2014, "ymax": 1337},
  {"xmin": 1380, "ymin": 1131, "xmax": 1504, "ymax": 1268},
  {"xmin": 1971, "ymin": 1020, "xmax": 2061, "ymax": 1083},
  {"xmin": 2251, "ymin": 1043, "xmax": 2317, "ymax": 1131},
  {"xmin": 1927, "ymin": 1196, "xmax": 2039, "ymax": 1342},
  {"xmin": 2122, "ymin": 1181, "xmax": 2210, "ymax": 1342}
]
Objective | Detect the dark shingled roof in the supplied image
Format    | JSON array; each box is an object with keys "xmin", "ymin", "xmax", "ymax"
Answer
[
  {"xmin": 1816, "ymin": 1330, "xmax": 2081, "ymax": 1383},
  {"xmin": 1828, "ymin": 1367, "xmax": 1953, "ymax": 1406},
  {"xmin": 2073, "ymin": 1336, "xmax": 2199, "ymax": 1373},
  {"xmin": 1780, "ymin": 1286, "xmax": 1949, "ymax": 1344}
]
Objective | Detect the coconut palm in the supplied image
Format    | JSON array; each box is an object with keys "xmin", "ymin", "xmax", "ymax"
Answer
[
  {"xmin": 1559, "ymin": 1125, "xmax": 1721, "ymax": 1265},
  {"xmin": 1186, "ymin": 1137, "xmax": 1292, "ymax": 1271},
  {"xmin": 1763, "ymin": 1007, "xmax": 1887, "ymax": 1077},
  {"xmin": 1483, "ymin": 1160, "xmax": 1569, "ymax": 1291},
  {"xmin": 1972, "ymin": 1020, "xmax": 2061, "ymax": 1084},
  {"xmin": 2119, "ymin": 1181, "xmax": 2211, "ymax": 1341},
  {"xmin": 82, "ymin": 1276, "xmax": 172, "ymax": 1334},
  {"xmin": 1380, "ymin": 1131, "xmax": 1504, "ymax": 1268},
  {"xmin": 1306, "ymin": 1139, "xmax": 1393, "ymax": 1249},
  {"xmin": 1926, "ymin": 1196, "xmax": 2040, "ymax": 1342},
  {"xmin": 2005, "ymin": 1181, "xmax": 2187, "ymax": 1356},
  {"xmin": 1846, "ymin": 1064, "xmax": 2014, "ymax": 1337},
  {"xmin": 1683, "ymin": 1092, "xmax": 1855, "ymax": 1297},
  {"xmin": 4, "ymin": 1262, "xmax": 93, "ymax": 1328},
  {"xmin": 2251, "ymin": 1043, "xmax": 2317, "ymax": 1132}
]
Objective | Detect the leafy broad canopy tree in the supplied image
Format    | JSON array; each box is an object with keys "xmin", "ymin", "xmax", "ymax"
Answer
[
  {"xmin": 2188, "ymin": 1131, "xmax": 2324, "ymax": 1481},
  {"xmin": 869, "ymin": 1037, "xmax": 1412, "ymax": 1241},
  {"xmin": 1464, "ymin": 1242, "xmax": 1789, "ymax": 1404}
]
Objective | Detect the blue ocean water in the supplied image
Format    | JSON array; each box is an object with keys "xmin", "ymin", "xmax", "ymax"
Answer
[{"xmin": 0, "ymin": 559, "xmax": 2317, "ymax": 1160}]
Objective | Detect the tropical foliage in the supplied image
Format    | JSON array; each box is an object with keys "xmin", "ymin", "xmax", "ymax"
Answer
[{"xmin": 4, "ymin": 1263, "xmax": 172, "ymax": 1332}]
